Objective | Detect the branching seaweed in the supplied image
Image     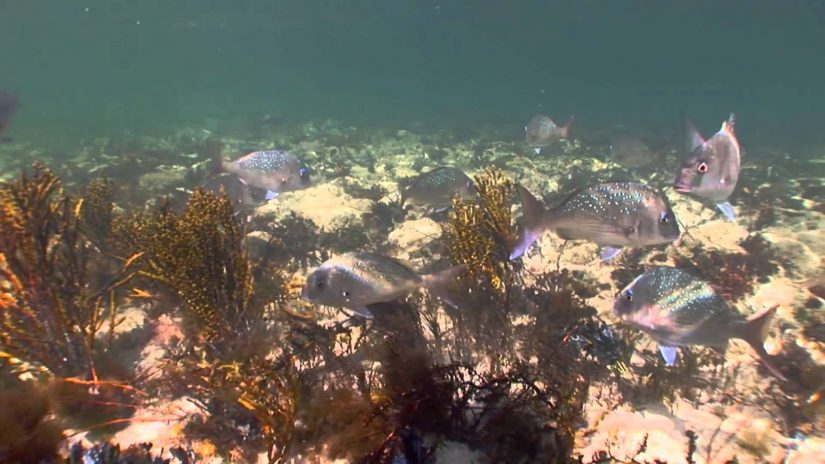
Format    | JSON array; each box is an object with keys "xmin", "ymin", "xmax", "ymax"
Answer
[{"xmin": 0, "ymin": 163, "xmax": 138, "ymax": 379}]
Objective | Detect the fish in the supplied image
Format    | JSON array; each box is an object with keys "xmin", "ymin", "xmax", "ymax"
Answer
[
  {"xmin": 609, "ymin": 134, "xmax": 660, "ymax": 168},
  {"xmin": 510, "ymin": 182, "xmax": 680, "ymax": 261},
  {"xmin": 202, "ymin": 173, "xmax": 264, "ymax": 211},
  {"xmin": 525, "ymin": 114, "xmax": 574, "ymax": 154},
  {"xmin": 211, "ymin": 149, "xmax": 311, "ymax": 200},
  {"xmin": 302, "ymin": 252, "xmax": 464, "ymax": 319},
  {"xmin": 0, "ymin": 92, "xmax": 19, "ymax": 142},
  {"xmin": 674, "ymin": 113, "xmax": 741, "ymax": 221},
  {"xmin": 401, "ymin": 166, "xmax": 477, "ymax": 211},
  {"xmin": 613, "ymin": 266, "xmax": 786, "ymax": 380}
]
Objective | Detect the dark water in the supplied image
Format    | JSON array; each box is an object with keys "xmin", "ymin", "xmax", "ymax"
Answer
[{"xmin": 2, "ymin": 0, "xmax": 825, "ymax": 146}]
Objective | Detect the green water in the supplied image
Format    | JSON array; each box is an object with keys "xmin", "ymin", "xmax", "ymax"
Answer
[{"xmin": 2, "ymin": 1, "xmax": 825, "ymax": 146}]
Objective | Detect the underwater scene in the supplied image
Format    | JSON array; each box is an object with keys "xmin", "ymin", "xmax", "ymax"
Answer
[{"xmin": 1, "ymin": 1, "xmax": 825, "ymax": 463}]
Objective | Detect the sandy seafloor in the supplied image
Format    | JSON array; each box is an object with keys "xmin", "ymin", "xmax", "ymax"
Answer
[{"xmin": 1, "ymin": 119, "xmax": 823, "ymax": 464}]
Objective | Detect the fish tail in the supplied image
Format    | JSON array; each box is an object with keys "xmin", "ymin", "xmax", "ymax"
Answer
[
  {"xmin": 206, "ymin": 138, "xmax": 226, "ymax": 177},
  {"xmin": 740, "ymin": 305, "xmax": 787, "ymax": 381},
  {"xmin": 562, "ymin": 114, "xmax": 575, "ymax": 140},
  {"xmin": 421, "ymin": 264, "xmax": 465, "ymax": 308},
  {"xmin": 510, "ymin": 185, "xmax": 551, "ymax": 260}
]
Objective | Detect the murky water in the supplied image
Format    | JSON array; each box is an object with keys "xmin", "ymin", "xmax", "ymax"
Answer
[{"xmin": 0, "ymin": 2, "xmax": 824, "ymax": 463}]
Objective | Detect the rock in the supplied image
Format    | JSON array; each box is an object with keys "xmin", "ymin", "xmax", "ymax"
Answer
[
  {"xmin": 254, "ymin": 183, "xmax": 372, "ymax": 230},
  {"xmin": 388, "ymin": 218, "xmax": 442, "ymax": 259}
]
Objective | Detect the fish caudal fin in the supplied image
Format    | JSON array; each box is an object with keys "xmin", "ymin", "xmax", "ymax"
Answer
[
  {"xmin": 206, "ymin": 138, "xmax": 227, "ymax": 177},
  {"xmin": 534, "ymin": 147, "xmax": 542, "ymax": 155},
  {"xmin": 510, "ymin": 185, "xmax": 549, "ymax": 260},
  {"xmin": 562, "ymin": 114, "xmax": 575, "ymax": 140},
  {"xmin": 716, "ymin": 201, "xmax": 736, "ymax": 222},
  {"xmin": 740, "ymin": 305, "xmax": 788, "ymax": 381},
  {"xmin": 421, "ymin": 264, "xmax": 466, "ymax": 308},
  {"xmin": 681, "ymin": 111, "xmax": 704, "ymax": 154}
]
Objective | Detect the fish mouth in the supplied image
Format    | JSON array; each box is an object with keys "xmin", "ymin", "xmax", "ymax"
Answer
[{"xmin": 673, "ymin": 182, "xmax": 692, "ymax": 193}]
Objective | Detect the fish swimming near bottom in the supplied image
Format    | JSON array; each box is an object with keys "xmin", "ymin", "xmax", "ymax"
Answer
[
  {"xmin": 613, "ymin": 266, "xmax": 786, "ymax": 380},
  {"xmin": 302, "ymin": 252, "xmax": 464, "ymax": 319},
  {"xmin": 510, "ymin": 182, "xmax": 680, "ymax": 261},
  {"xmin": 401, "ymin": 166, "xmax": 477, "ymax": 211},
  {"xmin": 525, "ymin": 113, "xmax": 574, "ymax": 154},
  {"xmin": 674, "ymin": 113, "xmax": 741, "ymax": 221},
  {"xmin": 211, "ymin": 148, "xmax": 311, "ymax": 200},
  {"xmin": 0, "ymin": 92, "xmax": 19, "ymax": 142},
  {"xmin": 609, "ymin": 134, "xmax": 661, "ymax": 168}
]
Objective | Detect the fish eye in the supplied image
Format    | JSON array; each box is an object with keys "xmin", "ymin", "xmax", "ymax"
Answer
[
  {"xmin": 697, "ymin": 162, "xmax": 709, "ymax": 173},
  {"xmin": 315, "ymin": 280, "xmax": 325, "ymax": 289},
  {"xmin": 659, "ymin": 212, "xmax": 670, "ymax": 224},
  {"xmin": 299, "ymin": 167, "xmax": 309, "ymax": 177},
  {"xmin": 624, "ymin": 289, "xmax": 633, "ymax": 301},
  {"xmin": 342, "ymin": 291, "xmax": 350, "ymax": 297}
]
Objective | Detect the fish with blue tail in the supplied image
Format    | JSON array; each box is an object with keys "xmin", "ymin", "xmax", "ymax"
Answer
[
  {"xmin": 401, "ymin": 166, "xmax": 477, "ymax": 211},
  {"xmin": 674, "ymin": 113, "xmax": 741, "ymax": 221},
  {"xmin": 0, "ymin": 92, "xmax": 19, "ymax": 142},
  {"xmin": 510, "ymin": 182, "xmax": 680, "ymax": 261},
  {"xmin": 525, "ymin": 113, "xmax": 574, "ymax": 154},
  {"xmin": 211, "ymin": 148, "xmax": 311, "ymax": 200},
  {"xmin": 302, "ymin": 252, "xmax": 464, "ymax": 319},
  {"xmin": 614, "ymin": 266, "xmax": 786, "ymax": 381}
]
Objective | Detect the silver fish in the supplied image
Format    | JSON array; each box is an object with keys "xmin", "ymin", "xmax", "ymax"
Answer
[
  {"xmin": 510, "ymin": 182, "xmax": 680, "ymax": 261},
  {"xmin": 525, "ymin": 114, "xmax": 574, "ymax": 154},
  {"xmin": 609, "ymin": 135, "xmax": 659, "ymax": 168},
  {"xmin": 302, "ymin": 252, "xmax": 463, "ymax": 319},
  {"xmin": 213, "ymin": 149, "xmax": 311, "ymax": 200},
  {"xmin": 401, "ymin": 166, "xmax": 477, "ymax": 211},
  {"xmin": 614, "ymin": 266, "xmax": 785, "ymax": 380},
  {"xmin": 0, "ymin": 92, "xmax": 19, "ymax": 141},
  {"xmin": 674, "ymin": 113, "xmax": 741, "ymax": 221}
]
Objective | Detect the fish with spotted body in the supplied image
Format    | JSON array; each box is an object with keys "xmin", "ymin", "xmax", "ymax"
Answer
[
  {"xmin": 525, "ymin": 114, "xmax": 574, "ymax": 154},
  {"xmin": 212, "ymin": 149, "xmax": 311, "ymax": 200},
  {"xmin": 401, "ymin": 166, "xmax": 477, "ymax": 211},
  {"xmin": 510, "ymin": 182, "xmax": 680, "ymax": 261},
  {"xmin": 614, "ymin": 266, "xmax": 785, "ymax": 380},
  {"xmin": 302, "ymin": 252, "xmax": 464, "ymax": 319},
  {"xmin": 674, "ymin": 113, "xmax": 741, "ymax": 221}
]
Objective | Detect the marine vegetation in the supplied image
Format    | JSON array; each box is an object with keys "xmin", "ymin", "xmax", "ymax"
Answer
[
  {"xmin": 0, "ymin": 163, "xmax": 138, "ymax": 380},
  {"xmin": 445, "ymin": 166, "xmax": 519, "ymax": 293},
  {"xmin": 115, "ymin": 188, "xmax": 298, "ymax": 462},
  {"xmin": 673, "ymin": 234, "xmax": 780, "ymax": 302},
  {"xmin": 114, "ymin": 188, "xmax": 260, "ymax": 346}
]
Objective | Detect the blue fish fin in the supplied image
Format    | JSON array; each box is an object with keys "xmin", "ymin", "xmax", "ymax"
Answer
[
  {"xmin": 659, "ymin": 345, "xmax": 678, "ymax": 366},
  {"xmin": 600, "ymin": 246, "xmax": 622, "ymax": 261},
  {"xmin": 265, "ymin": 190, "xmax": 280, "ymax": 200},
  {"xmin": 350, "ymin": 306, "xmax": 374, "ymax": 319},
  {"xmin": 716, "ymin": 201, "xmax": 735, "ymax": 222},
  {"xmin": 534, "ymin": 147, "xmax": 541, "ymax": 155},
  {"xmin": 510, "ymin": 185, "xmax": 549, "ymax": 260}
]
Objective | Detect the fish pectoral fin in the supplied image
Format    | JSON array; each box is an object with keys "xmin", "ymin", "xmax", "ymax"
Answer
[
  {"xmin": 600, "ymin": 247, "xmax": 622, "ymax": 261},
  {"xmin": 348, "ymin": 306, "xmax": 374, "ymax": 319},
  {"xmin": 715, "ymin": 201, "xmax": 735, "ymax": 222},
  {"xmin": 659, "ymin": 345, "xmax": 679, "ymax": 366},
  {"xmin": 265, "ymin": 190, "xmax": 280, "ymax": 200}
]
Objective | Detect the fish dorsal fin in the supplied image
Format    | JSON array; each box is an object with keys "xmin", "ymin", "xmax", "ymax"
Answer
[
  {"xmin": 721, "ymin": 113, "xmax": 736, "ymax": 135},
  {"xmin": 681, "ymin": 111, "xmax": 704, "ymax": 154}
]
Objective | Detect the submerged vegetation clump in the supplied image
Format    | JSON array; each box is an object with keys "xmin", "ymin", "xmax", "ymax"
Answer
[
  {"xmin": 445, "ymin": 166, "xmax": 518, "ymax": 292},
  {"xmin": 114, "ymin": 188, "xmax": 259, "ymax": 345},
  {"xmin": 0, "ymin": 163, "xmax": 137, "ymax": 379}
]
